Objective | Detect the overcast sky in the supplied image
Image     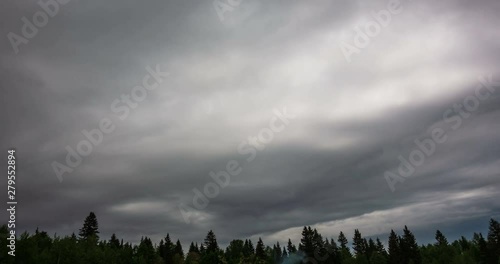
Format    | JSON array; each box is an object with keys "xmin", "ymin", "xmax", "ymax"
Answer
[{"xmin": 1, "ymin": 0, "xmax": 500, "ymax": 248}]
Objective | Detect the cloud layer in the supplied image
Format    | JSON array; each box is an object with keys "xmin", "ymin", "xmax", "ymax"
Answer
[{"xmin": 1, "ymin": 0, "xmax": 500, "ymax": 247}]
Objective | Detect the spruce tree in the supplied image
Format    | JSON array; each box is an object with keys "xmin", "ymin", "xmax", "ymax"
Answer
[
  {"xmin": 109, "ymin": 233, "xmax": 120, "ymax": 248},
  {"xmin": 287, "ymin": 238, "xmax": 297, "ymax": 254},
  {"xmin": 174, "ymin": 239, "xmax": 184, "ymax": 259},
  {"xmin": 299, "ymin": 226, "xmax": 315, "ymax": 258},
  {"xmin": 204, "ymin": 230, "xmax": 219, "ymax": 253},
  {"xmin": 337, "ymin": 231, "xmax": 348, "ymax": 250},
  {"xmin": 487, "ymin": 218, "xmax": 500, "ymax": 262},
  {"xmin": 78, "ymin": 212, "xmax": 99, "ymax": 240},
  {"xmin": 162, "ymin": 233, "xmax": 174, "ymax": 264},
  {"xmin": 255, "ymin": 237, "xmax": 266, "ymax": 261},
  {"xmin": 375, "ymin": 238, "xmax": 387, "ymax": 257},
  {"xmin": 388, "ymin": 230, "xmax": 401, "ymax": 264},
  {"xmin": 401, "ymin": 226, "xmax": 421, "ymax": 264},
  {"xmin": 352, "ymin": 229, "xmax": 366, "ymax": 257}
]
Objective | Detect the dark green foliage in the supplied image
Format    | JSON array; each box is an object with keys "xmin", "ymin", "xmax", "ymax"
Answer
[
  {"xmin": 200, "ymin": 230, "xmax": 222, "ymax": 264},
  {"xmin": 299, "ymin": 226, "xmax": 315, "ymax": 259},
  {"xmin": 78, "ymin": 212, "xmax": 99, "ymax": 240},
  {"xmin": 388, "ymin": 229, "xmax": 401, "ymax": 264},
  {"xmin": 400, "ymin": 226, "xmax": 421, "ymax": 264},
  {"xmin": 203, "ymin": 230, "xmax": 219, "ymax": 253},
  {"xmin": 4, "ymin": 213, "xmax": 499, "ymax": 264},
  {"xmin": 287, "ymin": 238, "xmax": 297, "ymax": 254},
  {"xmin": 352, "ymin": 229, "xmax": 366, "ymax": 258},
  {"xmin": 225, "ymin": 239, "xmax": 244, "ymax": 264},
  {"xmin": 487, "ymin": 218, "xmax": 500, "ymax": 263},
  {"xmin": 256, "ymin": 237, "xmax": 266, "ymax": 262}
]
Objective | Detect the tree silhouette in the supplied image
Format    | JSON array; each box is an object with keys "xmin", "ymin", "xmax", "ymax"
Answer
[
  {"xmin": 2, "ymin": 213, "xmax": 499, "ymax": 264},
  {"xmin": 78, "ymin": 212, "xmax": 99, "ymax": 240}
]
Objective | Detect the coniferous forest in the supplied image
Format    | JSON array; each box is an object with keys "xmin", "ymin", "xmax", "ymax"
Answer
[{"xmin": 1, "ymin": 212, "xmax": 499, "ymax": 264}]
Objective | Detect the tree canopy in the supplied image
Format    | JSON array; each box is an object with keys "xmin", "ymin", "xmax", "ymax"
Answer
[{"xmin": 1, "ymin": 213, "xmax": 499, "ymax": 264}]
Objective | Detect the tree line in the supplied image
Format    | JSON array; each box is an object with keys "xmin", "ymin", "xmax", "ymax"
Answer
[{"xmin": 1, "ymin": 212, "xmax": 499, "ymax": 264}]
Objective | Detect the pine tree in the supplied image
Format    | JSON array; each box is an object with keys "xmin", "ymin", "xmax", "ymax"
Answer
[
  {"xmin": 287, "ymin": 238, "xmax": 297, "ymax": 253},
  {"xmin": 367, "ymin": 238, "xmax": 376, "ymax": 259},
  {"xmin": 243, "ymin": 239, "xmax": 255, "ymax": 257},
  {"xmin": 273, "ymin": 242, "xmax": 282, "ymax": 263},
  {"xmin": 174, "ymin": 239, "xmax": 184, "ymax": 260},
  {"xmin": 161, "ymin": 233, "xmax": 174, "ymax": 264},
  {"xmin": 204, "ymin": 230, "xmax": 219, "ymax": 253},
  {"xmin": 137, "ymin": 236, "xmax": 157, "ymax": 263},
  {"xmin": 388, "ymin": 230, "xmax": 401, "ymax": 264},
  {"xmin": 338, "ymin": 231, "xmax": 348, "ymax": 250},
  {"xmin": 255, "ymin": 237, "xmax": 266, "ymax": 261},
  {"xmin": 322, "ymin": 238, "xmax": 340, "ymax": 264},
  {"xmin": 473, "ymin": 232, "xmax": 488, "ymax": 263},
  {"xmin": 375, "ymin": 238, "xmax": 387, "ymax": 257},
  {"xmin": 352, "ymin": 229, "xmax": 366, "ymax": 257},
  {"xmin": 109, "ymin": 233, "xmax": 120, "ymax": 248},
  {"xmin": 338, "ymin": 231, "xmax": 352, "ymax": 262},
  {"xmin": 186, "ymin": 242, "xmax": 201, "ymax": 264},
  {"xmin": 282, "ymin": 246, "xmax": 288, "ymax": 260},
  {"xmin": 199, "ymin": 243, "xmax": 206, "ymax": 254},
  {"xmin": 201, "ymin": 230, "xmax": 221, "ymax": 264},
  {"xmin": 189, "ymin": 242, "xmax": 199, "ymax": 254},
  {"xmin": 299, "ymin": 226, "xmax": 315, "ymax": 258},
  {"xmin": 487, "ymin": 218, "xmax": 500, "ymax": 263},
  {"xmin": 401, "ymin": 226, "xmax": 421, "ymax": 264},
  {"xmin": 435, "ymin": 230, "xmax": 448, "ymax": 247},
  {"xmin": 78, "ymin": 212, "xmax": 99, "ymax": 240}
]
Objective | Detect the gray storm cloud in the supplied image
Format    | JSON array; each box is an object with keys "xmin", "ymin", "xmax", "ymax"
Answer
[{"xmin": 1, "ymin": 0, "xmax": 500, "ymax": 247}]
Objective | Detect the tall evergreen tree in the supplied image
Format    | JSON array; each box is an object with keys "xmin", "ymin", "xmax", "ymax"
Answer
[
  {"xmin": 299, "ymin": 226, "xmax": 315, "ymax": 258},
  {"xmin": 204, "ymin": 230, "xmax": 219, "ymax": 253},
  {"xmin": 338, "ymin": 231, "xmax": 352, "ymax": 262},
  {"xmin": 388, "ymin": 230, "xmax": 401, "ymax": 264},
  {"xmin": 185, "ymin": 242, "xmax": 201, "ymax": 264},
  {"xmin": 367, "ymin": 238, "xmax": 376, "ymax": 259},
  {"xmin": 287, "ymin": 238, "xmax": 297, "ymax": 254},
  {"xmin": 473, "ymin": 232, "xmax": 488, "ymax": 263},
  {"xmin": 162, "ymin": 233, "xmax": 175, "ymax": 264},
  {"xmin": 435, "ymin": 230, "xmax": 448, "ymax": 247},
  {"xmin": 338, "ymin": 231, "xmax": 348, "ymax": 250},
  {"xmin": 243, "ymin": 239, "xmax": 255, "ymax": 257},
  {"xmin": 78, "ymin": 212, "xmax": 99, "ymax": 240},
  {"xmin": 109, "ymin": 233, "xmax": 120, "ymax": 249},
  {"xmin": 400, "ymin": 225, "xmax": 421, "ymax": 264},
  {"xmin": 201, "ymin": 230, "xmax": 221, "ymax": 264},
  {"xmin": 273, "ymin": 242, "xmax": 283, "ymax": 263},
  {"xmin": 352, "ymin": 229, "xmax": 366, "ymax": 257},
  {"xmin": 255, "ymin": 237, "xmax": 266, "ymax": 262},
  {"xmin": 188, "ymin": 242, "xmax": 199, "ymax": 254},
  {"xmin": 375, "ymin": 238, "xmax": 387, "ymax": 257},
  {"xmin": 137, "ymin": 236, "xmax": 157, "ymax": 263},
  {"xmin": 487, "ymin": 218, "xmax": 500, "ymax": 263},
  {"xmin": 282, "ymin": 246, "xmax": 288, "ymax": 260},
  {"xmin": 174, "ymin": 239, "xmax": 184, "ymax": 260}
]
